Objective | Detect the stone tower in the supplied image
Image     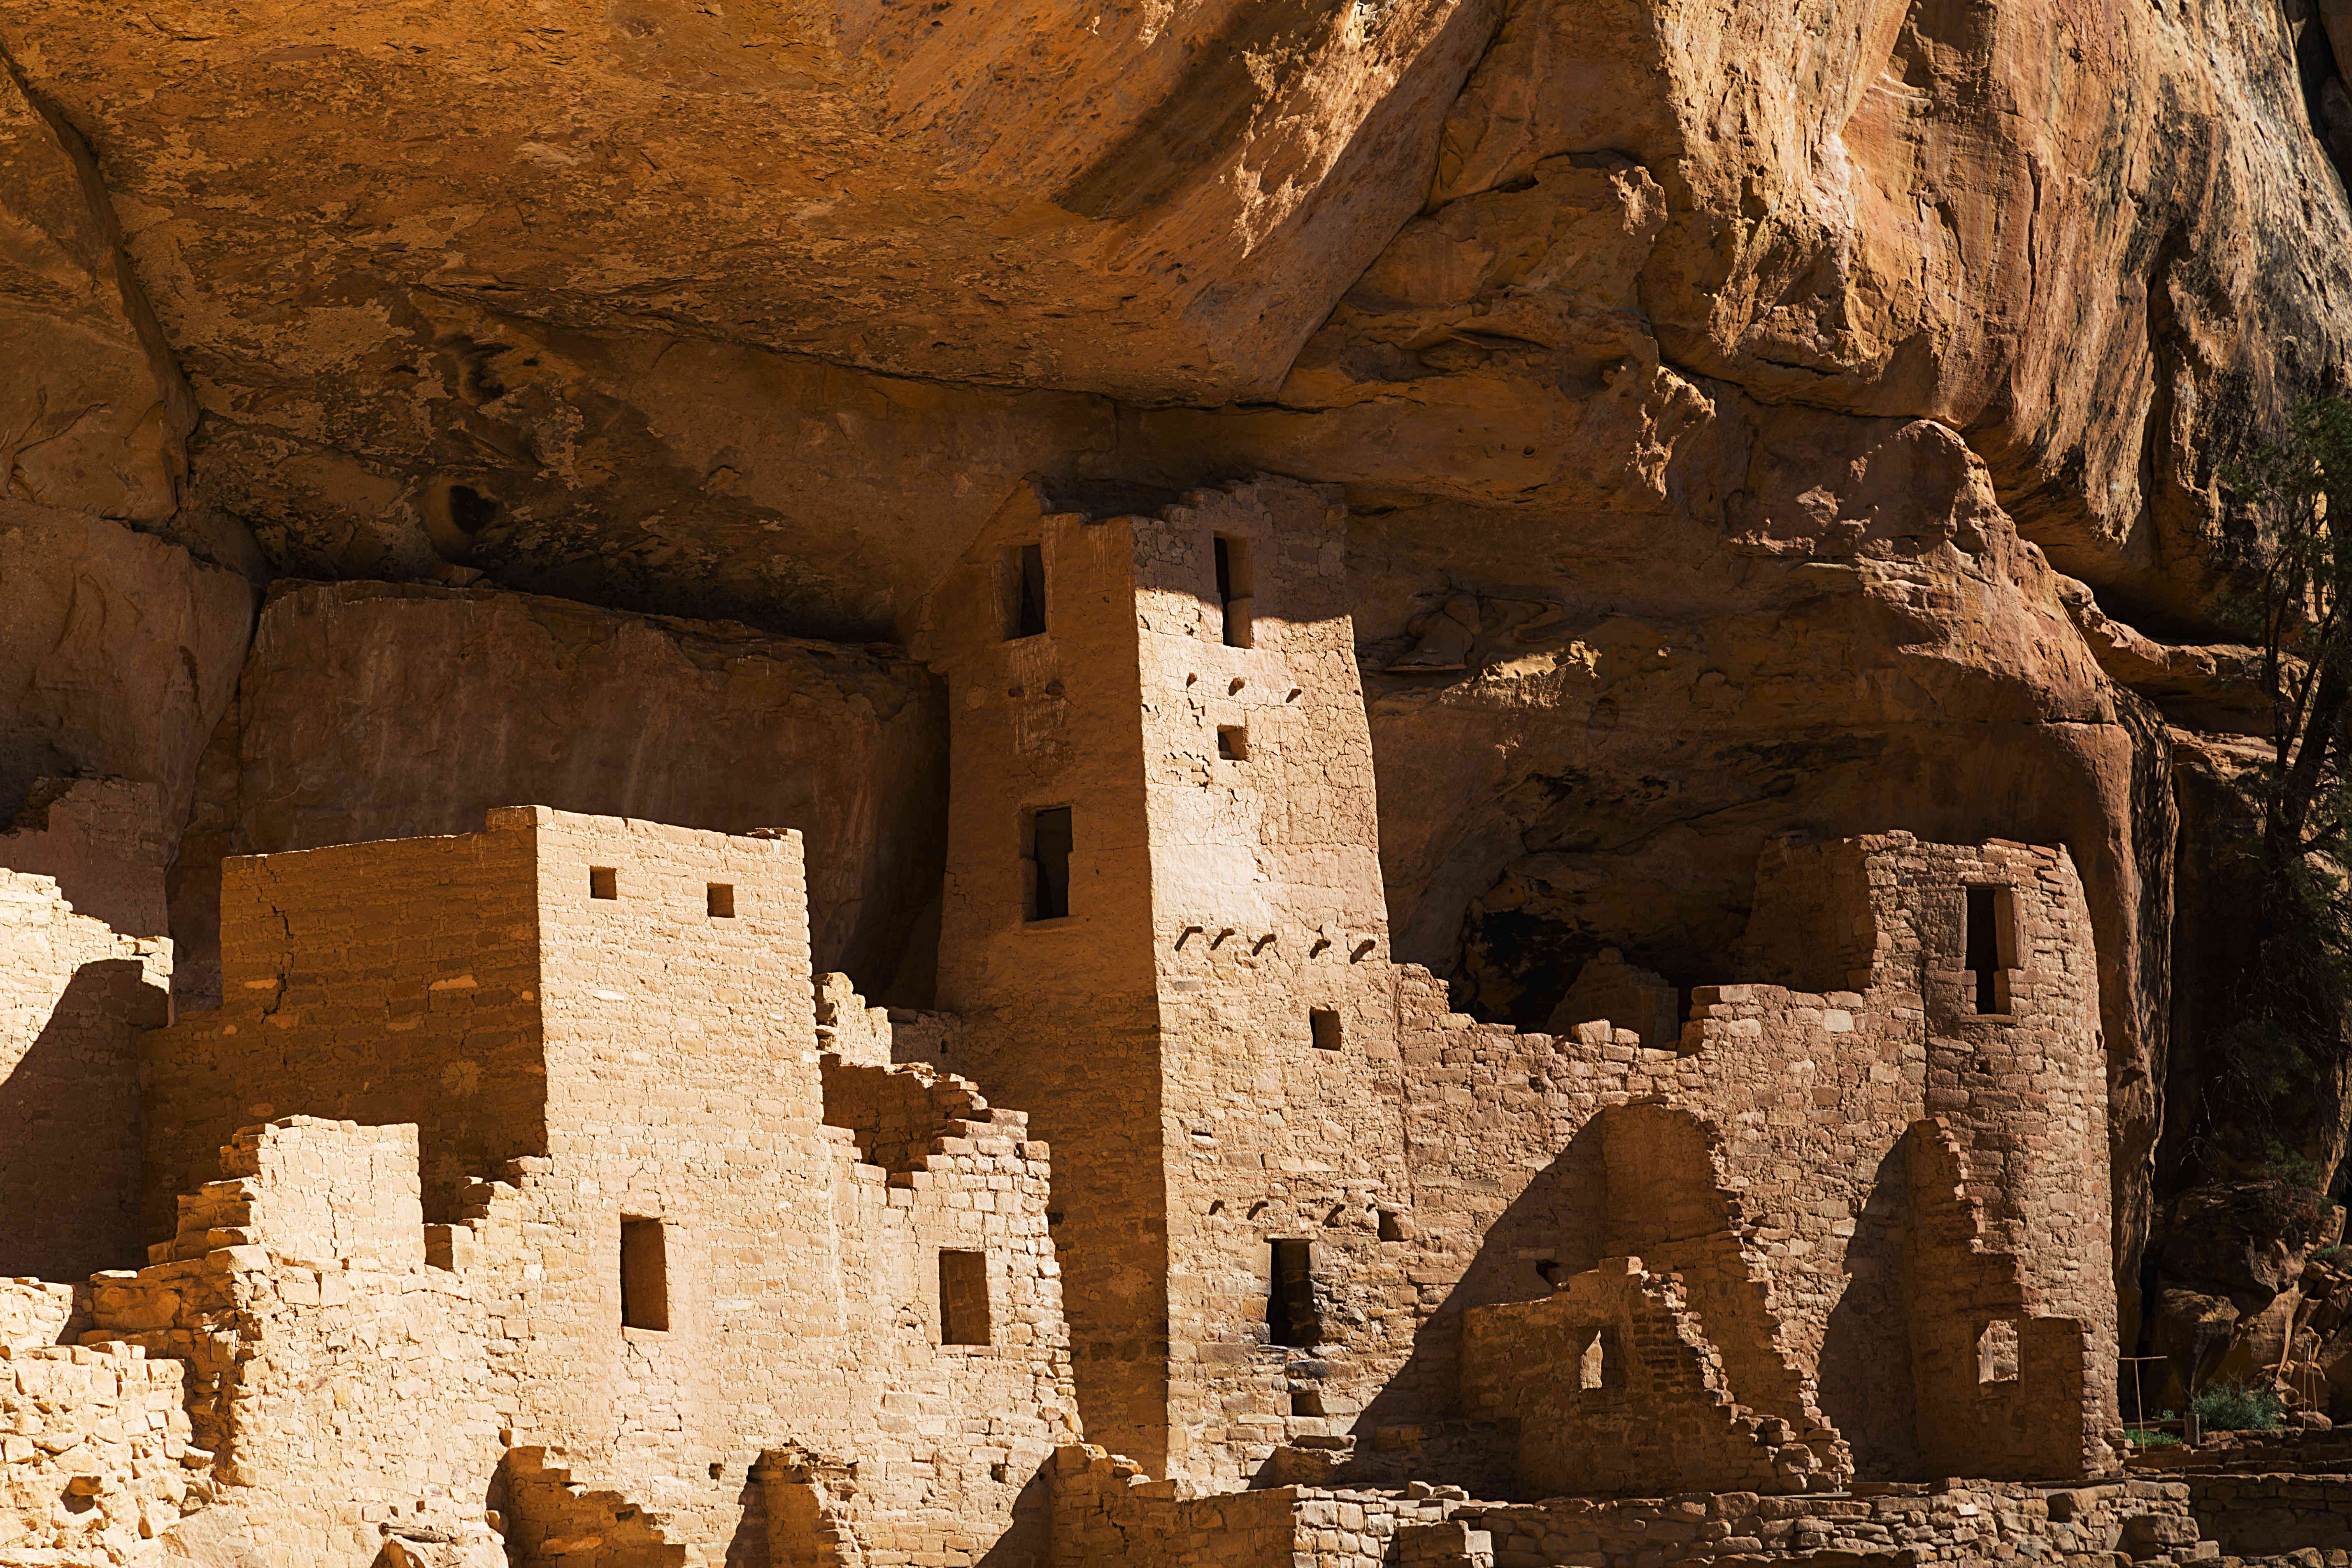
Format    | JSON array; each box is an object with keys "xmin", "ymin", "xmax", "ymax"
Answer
[{"xmin": 914, "ymin": 476, "xmax": 1412, "ymax": 1483}]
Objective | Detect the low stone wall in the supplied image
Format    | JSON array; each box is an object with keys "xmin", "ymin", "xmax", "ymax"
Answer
[
  {"xmin": 0, "ymin": 1280, "xmax": 74, "ymax": 1351},
  {"xmin": 1054, "ymin": 1456, "xmax": 2217, "ymax": 1568},
  {"xmin": 0, "ymin": 1339, "xmax": 208, "ymax": 1563},
  {"xmin": 1050, "ymin": 1447, "xmax": 1334, "ymax": 1566},
  {"xmin": 1454, "ymin": 1478, "xmax": 2211, "ymax": 1567},
  {"xmin": 2187, "ymin": 1475, "xmax": 2352, "ymax": 1558}
]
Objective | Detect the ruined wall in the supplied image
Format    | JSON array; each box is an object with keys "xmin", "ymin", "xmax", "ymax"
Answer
[
  {"xmin": 140, "ymin": 822, "xmax": 546, "ymax": 1237},
  {"xmin": 1389, "ymin": 832, "xmax": 2114, "ymax": 1484},
  {"xmin": 1903, "ymin": 1121, "xmax": 2096, "ymax": 1482},
  {"xmin": 133, "ymin": 811, "xmax": 1082, "ymax": 1562},
  {"xmin": 1460, "ymin": 1259, "xmax": 1826, "ymax": 1498},
  {"xmin": 0, "ymin": 1338, "xmax": 200, "ymax": 1562},
  {"xmin": 2, "ymin": 778, "xmax": 170, "ymax": 940},
  {"xmin": 85, "ymin": 1118, "xmax": 505, "ymax": 1565},
  {"xmin": 0, "ymin": 866, "xmax": 170, "ymax": 1280},
  {"xmin": 1052, "ymin": 1471, "xmax": 2216, "ymax": 1568}
]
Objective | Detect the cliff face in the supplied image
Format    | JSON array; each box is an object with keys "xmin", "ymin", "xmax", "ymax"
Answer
[{"xmin": 2, "ymin": 0, "xmax": 2348, "ymax": 1368}]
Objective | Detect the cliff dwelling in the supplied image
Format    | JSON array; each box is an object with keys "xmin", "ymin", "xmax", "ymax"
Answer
[
  {"xmin": 8, "ymin": 0, "xmax": 2352, "ymax": 1563},
  {"xmin": 3, "ymin": 477, "xmax": 2203, "ymax": 1565}
]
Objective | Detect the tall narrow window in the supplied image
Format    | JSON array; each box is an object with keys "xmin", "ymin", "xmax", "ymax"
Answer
[
  {"xmin": 1965, "ymin": 885, "xmax": 2014, "ymax": 1015},
  {"xmin": 1269, "ymin": 1239, "xmax": 1318, "ymax": 1347},
  {"xmin": 1214, "ymin": 535, "xmax": 1253, "ymax": 649},
  {"xmin": 1025, "ymin": 807, "xmax": 1072, "ymax": 921},
  {"xmin": 940, "ymin": 1250, "xmax": 991, "ymax": 1345},
  {"xmin": 1310, "ymin": 1008, "xmax": 1342, "ymax": 1051},
  {"xmin": 1005, "ymin": 543, "xmax": 1047, "ymax": 639},
  {"xmin": 621, "ymin": 1217, "xmax": 668, "ymax": 1331}
]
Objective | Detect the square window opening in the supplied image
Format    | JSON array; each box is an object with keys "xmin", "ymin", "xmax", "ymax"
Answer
[
  {"xmin": 706, "ymin": 883, "xmax": 735, "ymax": 918},
  {"xmin": 1024, "ymin": 807, "xmax": 1072, "ymax": 922},
  {"xmin": 1977, "ymin": 1317, "xmax": 2020, "ymax": 1384},
  {"xmin": 1003, "ymin": 543, "xmax": 1047, "ymax": 640},
  {"xmin": 620, "ymin": 1217, "xmax": 668, "ymax": 1331},
  {"xmin": 1214, "ymin": 535, "xmax": 1254, "ymax": 649},
  {"xmin": 1577, "ymin": 1326, "xmax": 1623, "ymax": 1391},
  {"xmin": 940, "ymin": 1250, "xmax": 991, "ymax": 1345},
  {"xmin": 1310, "ymin": 1008, "xmax": 1343, "ymax": 1051},
  {"xmin": 1269, "ymin": 1238, "xmax": 1319, "ymax": 1347},
  {"xmin": 1218, "ymin": 725, "xmax": 1249, "ymax": 761},
  {"xmin": 589, "ymin": 866, "xmax": 619, "ymax": 900},
  {"xmin": 1965, "ymin": 885, "xmax": 2017, "ymax": 1015}
]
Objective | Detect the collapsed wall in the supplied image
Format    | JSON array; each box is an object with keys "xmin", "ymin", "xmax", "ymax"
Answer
[{"xmin": 119, "ymin": 809, "xmax": 1081, "ymax": 1564}]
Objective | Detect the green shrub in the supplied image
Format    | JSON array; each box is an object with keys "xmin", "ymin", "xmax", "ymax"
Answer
[
  {"xmin": 2125, "ymin": 1428, "xmax": 2183, "ymax": 1449},
  {"xmin": 2192, "ymin": 1380, "xmax": 2286, "ymax": 1431}
]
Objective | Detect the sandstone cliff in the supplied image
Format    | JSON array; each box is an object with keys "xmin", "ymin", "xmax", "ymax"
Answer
[{"xmin": 4, "ymin": 0, "xmax": 2352, "ymax": 1412}]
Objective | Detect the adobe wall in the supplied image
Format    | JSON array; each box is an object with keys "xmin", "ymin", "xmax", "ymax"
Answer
[
  {"xmin": 914, "ymin": 484, "xmax": 1175, "ymax": 1473},
  {"xmin": 0, "ymin": 865, "xmax": 170, "ymax": 1280},
  {"xmin": 139, "ymin": 820, "xmax": 546, "ymax": 1236}
]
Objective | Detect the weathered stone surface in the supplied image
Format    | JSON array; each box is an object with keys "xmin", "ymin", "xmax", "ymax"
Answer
[
  {"xmin": 0, "ymin": 60, "xmax": 191, "ymax": 524},
  {"xmin": 170, "ymin": 580, "xmax": 946, "ymax": 1005},
  {"xmin": 0, "ymin": 501, "xmax": 254, "ymax": 833}
]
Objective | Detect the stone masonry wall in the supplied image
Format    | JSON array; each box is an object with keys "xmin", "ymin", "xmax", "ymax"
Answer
[
  {"xmin": 139, "ymin": 822, "xmax": 546, "ymax": 1237},
  {"xmin": 914, "ymin": 482, "xmax": 1175, "ymax": 1475},
  {"xmin": 1905, "ymin": 1119, "xmax": 2095, "ymax": 1481},
  {"xmin": 1053, "ymin": 1467, "xmax": 2215, "ymax": 1568},
  {"xmin": 0, "ymin": 865, "xmax": 170, "ymax": 1281},
  {"xmin": 1387, "ymin": 832, "xmax": 2114, "ymax": 1486},
  {"xmin": 2, "ymin": 777, "xmax": 170, "ymax": 940},
  {"xmin": 1131, "ymin": 482, "xmax": 1417, "ymax": 1488},
  {"xmin": 2184, "ymin": 1475, "xmax": 2352, "ymax": 1558},
  {"xmin": 1460, "ymin": 1259, "xmax": 1829, "ymax": 1498},
  {"xmin": 0, "ymin": 1337, "xmax": 202, "ymax": 1563},
  {"xmin": 82, "ymin": 1118, "xmax": 505, "ymax": 1566},
  {"xmin": 130, "ymin": 810, "xmax": 1082, "ymax": 1565}
]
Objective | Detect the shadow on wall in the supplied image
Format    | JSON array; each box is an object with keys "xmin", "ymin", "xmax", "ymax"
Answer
[
  {"xmin": 1303, "ymin": 1125, "xmax": 1605, "ymax": 1497},
  {"xmin": 1296, "ymin": 1103, "xmax": 1935, "ymax": 1494},
  {"xmin": 0, "ymin": 958, "xmax": 158, "ymax": 1280},
  {"xmin": 1815, "ymin": 1142, "xmax": 1923, "ymax": 1479}
]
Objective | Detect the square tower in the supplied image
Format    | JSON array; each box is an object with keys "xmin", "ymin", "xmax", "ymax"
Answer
[{"xmin": 915, "ymin": 477, "xmax": 1412, "ymax": 1482}]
